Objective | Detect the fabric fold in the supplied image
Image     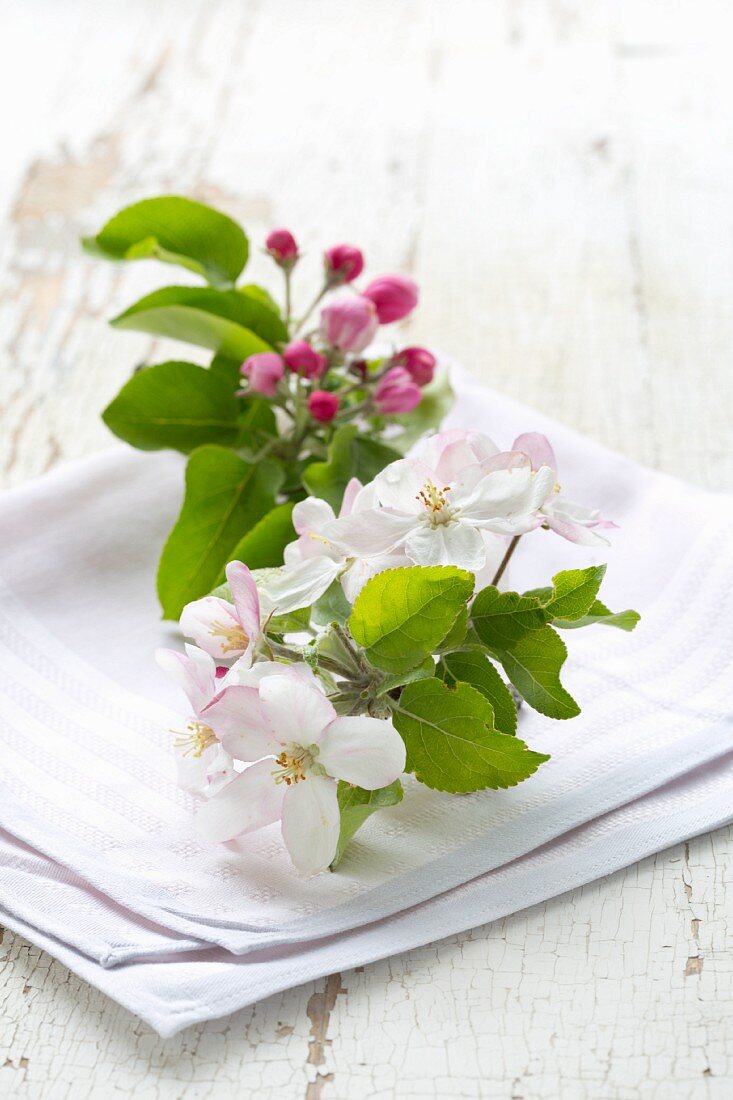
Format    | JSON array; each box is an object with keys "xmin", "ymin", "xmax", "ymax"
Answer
[{"xmin": 0, "ymin": 365, "xmax": 731, "ymax": 1027}]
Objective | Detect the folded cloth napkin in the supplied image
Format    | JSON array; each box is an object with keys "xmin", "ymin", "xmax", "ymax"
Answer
[
  {"xmin": 0, "ymin": 369, "xmax": 731, "ymax": 993},
  {"xmin": 0, "ymin": 752, "xmax": 731, "ymax": 1036}
]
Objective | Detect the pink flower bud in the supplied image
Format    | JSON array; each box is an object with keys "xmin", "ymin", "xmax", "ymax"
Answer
[
  {"xmin": 373, "ymin": 367, "xmax": 422, "ymax": 414},
  {"xmin": 320, "ymin": 296, "xmax": 378, "ymax": 354},
  {"xmin": 392, "ymin": 346, "xmax": 436, "ymax": 386},
  {"xmin": 362, "ymin": 274, "xmax": 418, "ymax": 323},
  {"xmin": 240, "ymin": 352, "xmax": 285, "ymax": 397},
  {"xmin": 324, "ymin": 243, "xmax": 364, "ymax": 284},
  {"xmin": 283, "ymin": 340, "xmax": 327, "ymax": 380},
  {"xmin": 265, "ymin": 228, "xmax": 298, "ymax": 266},
  {"xmin": 308, "ymin": 390, "xmax": 340, "ymax": 422}
]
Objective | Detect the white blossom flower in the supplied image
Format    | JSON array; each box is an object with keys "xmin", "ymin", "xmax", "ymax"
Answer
[
  {"xmin": 180, "ymin": 561, "xmax": 263, "ymax": 663},
  {"xmin": 323, "ymin": 430, "xmax": 556, "ymax": 573},
  {"xmin": 261, "ymin": 476, "xmax": 409, "ymax": 611},
  {"xmin": 513, "ymin": 433, "xmax": 617, "ymax": 546},
  {"xmin": 155, "ymin": 645, "xmax": 234, "ymax": 797},
  {"xmin": 196, "ymin": 671, "xmax": 406, "ymax": 875}
]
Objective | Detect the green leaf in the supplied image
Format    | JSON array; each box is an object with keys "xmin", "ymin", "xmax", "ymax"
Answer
[
  {"xmin": 331, "ymin": 780, "xmax": 404, "ymax": 869},
  {"xmin": 215, "ymin": 502, "xmax": 295, "ymax": 581},
  {"xmin": 391, "ymin": 679, "xmax": 548, "ymax": 793},
  {"xmin": 376, "ymin": 658, "xmax": 436, "ymax": 696},
  {"xmin": 236, "ymin": 396, "xmax": 278, "ymax": 451},
  {"xmin": 302, "ymin": 426, "xmax": 401, "ymax": 511},
  {"xmin": 82, "ymin": 195, "xmax": 248, "ymax": 288},
  {"xmin": 471, "ymin": 586, "xmax": 548, "ymax": 648},
  {"xmin": 111, "ymin": 286, "xmax": 288, "ymax": 361},
  {"xmin": 102, "ymin": 360, "xmax": 239, "ymax": 453},
  {"xmin": 496, "ymin": 626, "xmax": 580, "ymax": 719},
  {"xmin": 157, "ymin": 446, "xmax": 283, "ymax": 619},
  {"xmin": 238, "ymin": 283, "xmax": 281, "ymax": 315},
  {"xmin": 312, "ymin": 581, "xmax": 352, "ymax": 627},
  {"xmin": 436, "ymin": 605, "xmax": 468, "ymax": 652},
  {"xmin": 209, "ymin": 352, "xmax": 244, "ymax": 387},
  {"xmin": 538, "ymin": 565, "xmax": 607, "ymax": 621},
  {"xmin": 388, "ymin": 370, "xmax": 454, "ymax": 454},
  {"xmin": 349, "ymin": 566, "xmax": 475, "ymax": 675},
  {"xmin": 440, "ymin": 651, "xmax": 518, "ymax": 735},
  {"xmin": 555, "ymin": 598, "xmax": 640, "ymax": 632}
]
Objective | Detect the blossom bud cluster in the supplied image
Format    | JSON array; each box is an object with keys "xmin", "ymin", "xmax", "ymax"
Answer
[{"xmin": 240, "ymin": 227, "xmax": 434, "ymax": 427}]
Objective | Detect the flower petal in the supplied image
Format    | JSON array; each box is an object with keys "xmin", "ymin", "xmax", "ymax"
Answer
[
  {"xmin": 260, "ymin": 556, "xmax": 341, "ymax": 614},
  {"xmin": 405, "ymin": 520, "xmax": 487, "ymax": 571},
  {"xmin": 200, "ymin": 685, "xmax": 278, "ymax": 761},
  {"xmin": 156, "ymin": 645, "xmax": 216, "ymax": 714},
  {"xmin": 372, "ymin": 458, "xmax": 434, "ymax": 512},
  {"xmin": 179, "ymin": 596, "xmax": 246, "ymax": 660},
  {"xmin": 292, "ymin": 497, "xmax": 336, "ymax": 535},
  {"xmin": 176, "ymin": 742, "xmax": 234, "ymax": 798},
  {"xmin": 546, "ymin": 513, "xmax": 611, "ymax": 546},
  {"xmin": 339, "ymin": 477, "xmax": 364, "ymax": 518},
  {"xmin": 513, "ymin": 432, "xmax": 558, "ymax": 474},
  {"xmin": 259, "ymin": 674, "xmax": 336, "ymax": 746},
  {"xmin": 280, "ymin": 774, "xmax": 340, "ymax": 875},
  {"xmin": 226, "ymin": 561, "xmax": 261, "ymax": 646},
  {"xmin": 460, "ymin": 465, "xmax": 555, "ymax": 529},
  {"xmin": 324, "ymin": 510, "xmax": 416, "ymax": 557},
  {"xmin": 196, "ymin": 759, "xmax": 284, "ymax": 842},
  {"xmin": 319, "ymin": 715, "xmax": 406, "ymax": 788}
]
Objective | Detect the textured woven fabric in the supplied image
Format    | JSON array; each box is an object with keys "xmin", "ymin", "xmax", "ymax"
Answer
[
  {"xmin": 0, "ymin": 367, "xmax": 731, "ymax": 1029},
  {"xmin": 0, "ymin": 753, "xmax": 731, "ymax": 1036}
]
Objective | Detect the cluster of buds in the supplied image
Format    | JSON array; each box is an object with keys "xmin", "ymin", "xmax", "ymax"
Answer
[{"xmin": 239, "ymin": 229, "xmax": 435, "ymax": 425}]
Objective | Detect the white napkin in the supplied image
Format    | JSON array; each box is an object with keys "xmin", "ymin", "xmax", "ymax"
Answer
[
  {"xmin": 0, "ymin": 752, "xmax": 730, "ymax": 1037},
  {"xmin": 1, "ymin": 370, "xmax": 731, "ymax": 1001}
]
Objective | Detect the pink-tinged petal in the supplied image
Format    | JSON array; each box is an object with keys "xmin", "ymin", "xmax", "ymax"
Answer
[
  {"xmin": 339, "ymin": 477, "xmax": 363, "ymax": 518},
  {"xmin": 479, "ymin": 450, "xmax": 532, "ymax": 474},
  {"xmin": 156, "ymin": 645, "xmax": 216, "ymax": 714},
  {"xmin": 461, "ymin": 464, "xmax": 554, "ymax": 525},
  {"xmin": 405, "ymin": 520, "xmax": 487, "ymax": 572},
  {"xmin": 546, "ymin": 514, "xmax": 612, "ymax": 546},
  {"xmin": 292, "ymin": 497, "xmax": 336, "ymax": 536},
  {"xmin": 417, "ymin": 429, "xmax": 499, "ymax": 473},
  {"xmin": 260, "ymin": 556, "xmax": 342, "ymax": 614},
  {"xmin": 179, "ymin": 596, "xmax": 246, "ymax": 660},
  {"xmin": 196, "ymin": 759, "xmax": 284, "ymax": 842},
  {"xmin": 259, "ymin": 674, "xmax": 336, "ymax": 746},
  {"xmin": 176, "ymin": 742, "xmax": 234, "ymax": 798},
  {"xmin": 319, "ymin": 716, "xmax": 406, "ymax": 788},
  {"xmin": 433, "ymin": 439, "xmax": 499, "ymax": 486},
  {"xmin": 513, "ymin": 432, "xmax": 558, "ymax": 475},
  {"xmin": 373, "ymin": 459, "xmax": 434, "ymax": 512},
  {"xmin": 324, "ymin": 510, "xmax": 416, "ymax": 557},
  {"xmin": 200, "ymin": 685, "xmax": 278, "ymax": 761},
  {"xmin": 226, "ymin": 561, "xmax": 261, "ymax": 646},
  {"xmin": 281, "ymin": 775, "xmax": 340, "ymax": 875},
  {"xmin": 349, "ymin": 480, "xmax": 379, "ymax": 513}
]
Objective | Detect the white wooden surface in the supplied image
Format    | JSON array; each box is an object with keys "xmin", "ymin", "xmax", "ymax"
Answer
[{"xmin": 1, "ymin": 1, "xmax": 732, "ymax": 1095}]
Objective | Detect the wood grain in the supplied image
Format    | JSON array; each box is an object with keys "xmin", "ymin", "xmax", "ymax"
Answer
[{"xmin": 0, "ymin": 1, "xmax": 731, "ymax": 1095}]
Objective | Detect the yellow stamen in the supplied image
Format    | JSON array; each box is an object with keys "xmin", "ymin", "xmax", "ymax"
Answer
[
  {"xmin": 209, "ymin": 619, "xmax": 249, "ymax": 654},
  {"xmin": 272, "ymin": 749, "xmax": 309, "ymax": 786},
  {"xmin": 173, "ymin": 721, "xmax": 218, "ymax": 758},
  {"xmin": 416, "ymin": 481, "xmax": 451, "ymax": 513}
]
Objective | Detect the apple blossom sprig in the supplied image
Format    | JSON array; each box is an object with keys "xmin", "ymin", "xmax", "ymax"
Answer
[
  {"xmin": 158, "ymin": 429, "xmax": 638, "ymax": 876},
  {"xmin": 86, "ymin": 195, "xmax": 453, "ymax": 621}
]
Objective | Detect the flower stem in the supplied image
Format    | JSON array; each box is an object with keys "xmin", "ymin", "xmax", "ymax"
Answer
[
  {"xmin": 294, "ymin": 282, "xmax": 328, "ymax": 335},
  {"xmin": 284, "ymin": 269, "xmax": 292, "ymax": 329},
  {"xmin": 491, "ymin": 535, "xmax": 521, "ymax": 587}
]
